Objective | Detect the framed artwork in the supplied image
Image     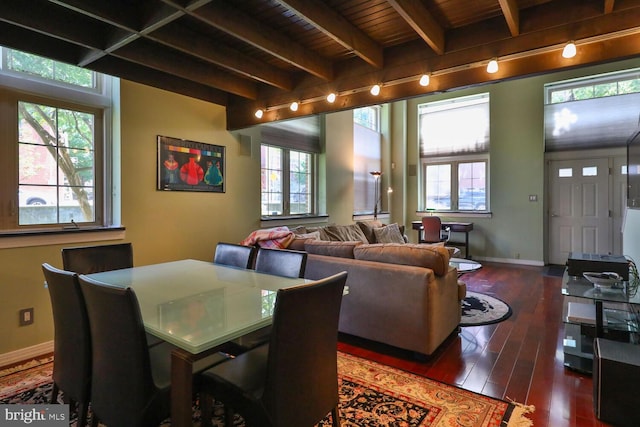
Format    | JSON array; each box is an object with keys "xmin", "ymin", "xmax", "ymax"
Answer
[{"xmin": 157, "ymin": 135, "xmax": 225, "ymax": 193}]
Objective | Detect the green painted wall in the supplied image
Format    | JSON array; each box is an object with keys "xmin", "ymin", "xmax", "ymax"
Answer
[{"xmin": 2, "ymin": 58, "xmax": 640, "ymax": 357}]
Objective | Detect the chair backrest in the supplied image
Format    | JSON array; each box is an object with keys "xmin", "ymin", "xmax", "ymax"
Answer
[
  {"xmin": 263, "ymin": 271, "xmax": 347, "ymax": 427},
  {"xmin": 41, "ymin": 263, "xmax": 92, "ymax": 405},
  {"xmin": 62, "ymin": 243, "xmax": 133, "ymax": 274},
  {"xmin": 213, "ymin": 242, "xmax": 257, "ymax": 269},
  {"xmin": 78, "ymin": 275, "xmax": 168, "ymax": 427},
  {"xmin": 254, "ymin": 247, "xmax": 308, "ymax": 278},
  {"xmin": 421, "ymin": 216, "xmax": 443, "ymax": 243}
]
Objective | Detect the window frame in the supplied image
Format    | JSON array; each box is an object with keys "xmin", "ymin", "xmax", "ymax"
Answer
[
  {"xmin": 260, "ymin": 144, "xmax": 317, "ymax": 218},
  {"xmin": 422, "ymin": 154, "xmax": 489, "ymax": 212},
  {"xmin": 0, "ymin": 46, "xmax": 116, "ymax": 236}
]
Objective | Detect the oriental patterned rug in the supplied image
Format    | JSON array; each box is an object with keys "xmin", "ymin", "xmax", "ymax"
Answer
[{"xmin": 0, "ymin": 352, "xmax": 533, "ymax": 427}]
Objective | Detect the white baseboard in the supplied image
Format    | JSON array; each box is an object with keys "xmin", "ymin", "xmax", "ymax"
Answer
[
  {"xmin": 0, "ymin": 341, "xmax": 53, "ymax": 368},
  {"xmin": 474, "ymin": 256, "xmax": 545, "ymax": 267}
]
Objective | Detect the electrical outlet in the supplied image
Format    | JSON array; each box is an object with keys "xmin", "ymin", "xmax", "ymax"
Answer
[{"xmin": 19, "ymin": 308, "xmax": 34, "ymax": 326}]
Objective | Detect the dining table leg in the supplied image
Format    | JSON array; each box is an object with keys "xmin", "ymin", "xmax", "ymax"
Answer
[{"xmin": 171, "ymin": 348, "xmax": 194, "ymax": 427}]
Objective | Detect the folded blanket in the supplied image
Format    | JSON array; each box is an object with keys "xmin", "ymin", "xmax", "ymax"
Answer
[{"xmin": 240, "ymin": 226, "xmax": 295, "ymax": 249}]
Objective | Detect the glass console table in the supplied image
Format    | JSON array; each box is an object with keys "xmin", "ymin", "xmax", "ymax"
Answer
[{"xmin": 562, "ymin": 270, "xmax": 639, "ymax": 374}]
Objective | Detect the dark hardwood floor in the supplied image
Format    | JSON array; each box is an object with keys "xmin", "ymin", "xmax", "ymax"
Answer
[{"xmin": 337, "ymin": 262, "xmax": 614, "ymax": 427}]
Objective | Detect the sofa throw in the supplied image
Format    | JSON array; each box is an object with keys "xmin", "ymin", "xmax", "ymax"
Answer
[
  {"xmin": 353, "ymin": 243, "xmax": 450, "ymax": 276},
  {"xmin": 240, "ymin": 226, "xmax": 295, "ymax": 249}
]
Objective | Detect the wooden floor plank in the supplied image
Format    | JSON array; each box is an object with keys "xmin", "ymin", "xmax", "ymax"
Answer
[{"xmin": 337, "ymin": 261, "xmax": 618, "ymax": 427}]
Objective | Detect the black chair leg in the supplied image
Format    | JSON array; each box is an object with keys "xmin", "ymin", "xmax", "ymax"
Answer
[
  {"xmin": 331, "ymin": 406, "xmax": 341, "ymax": 427},
  {"xmin": 224, "ymin": 406, "xmax": 235, "ymax": 427},
  {"xmin": 50, "ymin": 383, "xmax": 59, "ymax": 404},
  {"xmin": 77, "ymin": 400, "xmax": 89, "ymax": 427}
]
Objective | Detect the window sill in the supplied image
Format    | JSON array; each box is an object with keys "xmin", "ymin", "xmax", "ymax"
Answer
[
  {"xmin": 417, "ymin": 211, "xmax": 493, "ymax": 219},
  {"xmin": 0, "ymin": 226, "xmax": 126, "ymax": 249},
  {"xmin": 260, "ymin": 215, "xmax": 329, "ymax": 228}
]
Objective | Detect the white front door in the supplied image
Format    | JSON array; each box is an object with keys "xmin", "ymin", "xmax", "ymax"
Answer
[{"xmin": 548, "ymin": 158, "xmax": 611, "ymax": 265}]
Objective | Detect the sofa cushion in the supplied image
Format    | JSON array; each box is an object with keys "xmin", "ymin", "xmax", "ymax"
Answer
[
  {"xmin": 356, "ymin": 220, "xmax": 384, "ymax": 243},
  {"xmin": 353, "ymin": 243, "xmax": 450, "ymax": 275},
  {"xmin": 304, "ymin": 240, "xmax": 363, "ymax": 258},
  {"xmin": 323, "ymin": 224, "xmax": 369, "ymax": 243},
  {"xmin": 373, "ymin": 223, "xmax": 405, "ymax": 244}
]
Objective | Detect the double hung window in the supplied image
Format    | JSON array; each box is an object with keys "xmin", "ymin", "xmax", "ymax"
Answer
[
  {"xmin": 419, "ymin": 93, "xmax": 489, "ymax": 212},
  {"xmin": 0, "ymin": 47, "xmax": 114, "ymax": 232},
  {"xmin": 260, "ymin": 117, "xmax": 319, "ymax": 218}
]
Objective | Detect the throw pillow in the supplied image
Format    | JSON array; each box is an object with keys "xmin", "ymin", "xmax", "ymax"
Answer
[
  {"xmin": 353, "ymin": 243, "xmax": 450, "ymax": 276},
  {"xmin": 356, "ymin": 220, "xmax": 384, "ymax": 243},
  {"xmin": 304, "ymin": 240, "xmax": 363, "ymax": 258},
  {"xmin": 373, "ymin": 223, "xmax": 405, "ymax": 244}
]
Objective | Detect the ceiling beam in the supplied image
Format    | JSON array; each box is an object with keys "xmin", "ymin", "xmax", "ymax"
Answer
[
  {"xmin": 276, "ymin": 0, "xmax": 383, "ymax": 68},
  {"xmin": 185, "ymin": 1, "xmax": 334, "ymax": 81},
  {"xmin": 385, "ymin": 0, "xmax": 445, "ymax": 55},
  {"xmin": 113, "ymin": 39, "xmax": 258, "ymax": 99},
  {"xmin": 149, "ymin": 24, "xmax": 294, "ymax": 91},
  {"xmin": 498, "ymin": 0, "xmax": 520, "ymax": 36}
]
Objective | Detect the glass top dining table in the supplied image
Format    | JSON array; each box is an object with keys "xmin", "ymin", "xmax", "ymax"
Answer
[{"xmin": 86, "ymin": 259, "xmax": 310, "ymax": 426}]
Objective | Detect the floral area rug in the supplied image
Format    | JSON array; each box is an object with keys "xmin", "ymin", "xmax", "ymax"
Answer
[
  {"xmin": 461, "ymin": 291, "xmax": 513, "ymax": 326},
  {"xmin": 0, "ymin": 352, "xmax": 533, "ymax": 426}
]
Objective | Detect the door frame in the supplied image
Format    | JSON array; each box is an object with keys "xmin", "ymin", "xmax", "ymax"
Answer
[{"xmin": 544, "ymin": 147, "xmax": 626, "ymax": 265}]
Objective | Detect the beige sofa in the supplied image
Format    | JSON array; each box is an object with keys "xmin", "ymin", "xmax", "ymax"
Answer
[{"xmin": 297, "ymin": 232, "xmax": 465, "ymax": 357}]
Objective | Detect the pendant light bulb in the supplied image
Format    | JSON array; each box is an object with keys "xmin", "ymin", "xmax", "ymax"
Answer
[
  {"xmin": 419, "ymin": 74, "xmax": 430, "ymax": 87},
  {"xmin": 370, "ymin": 84, "xmax": 381, "ymax": 96},
  {"xmin": 254, "ymin": 109, "xmax": 264, "ymax": 119},
  {"xmin": 290, "ymin": 101, "xmax": 299, "ymax": 112},
  {"xmin": 326, "ymin": 92, "xmax": 336, "ymax": 103}
]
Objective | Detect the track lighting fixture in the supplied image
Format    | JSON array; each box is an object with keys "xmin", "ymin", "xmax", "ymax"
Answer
[
  {"xmin": 486, "ymin": 58, "xmax": 499, "ymax": 74},
  {"xmin": 562, "ymin": 41, "xmax": 577, "ymax": 58}
]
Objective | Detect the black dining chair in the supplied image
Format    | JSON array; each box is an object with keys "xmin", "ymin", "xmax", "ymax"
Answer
[
  {"xmin": 62, "ymin": 242, "xmax": 165, "ymax": 348},
  {"xmin": 199, "ymin": 271, "xmax": 348, "ymax": 427},
  {"xmin": 254, "ymin": 247, "xmax": 307, "ymax": 278},
  {"xmin": 78, "ymin": 275, "xmax": 228, "ymax": 427},
  {"xmin": 228, "ymin": 247, "xmax": 309, "ymax": 354},
  {"xmin": 41, "ymin": 263, "xmax": 92, "ymax": 427},
  {"xmin": 79, "ymin": 275, "xmax": 172, "ymax": 427},
  {"xmin": 213, "ymin": 242, "xmax": 257, "ymax": 269},
  {"xmin": 61, "ymin": 243, "xmax": 134, "ymax": 274}
]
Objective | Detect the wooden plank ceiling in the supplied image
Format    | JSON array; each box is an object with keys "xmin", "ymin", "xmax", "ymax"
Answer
[{"xmin": 1, "ymin": 0, "xmax": 639, "ymax": 129}]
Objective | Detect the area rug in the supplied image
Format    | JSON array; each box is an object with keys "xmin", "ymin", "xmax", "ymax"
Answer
[
  {"xmin": 0, "ymin": 352, "xmax": 533, "ymax": 426},
  {"xmin": 461, "ymin": 291, "xmax": 513, "ymax": 326}
]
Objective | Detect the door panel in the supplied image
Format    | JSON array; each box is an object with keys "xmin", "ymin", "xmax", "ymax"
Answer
[{"xmin": 549, "ymin": 158, "xmax": 610, "ymax": 265}]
